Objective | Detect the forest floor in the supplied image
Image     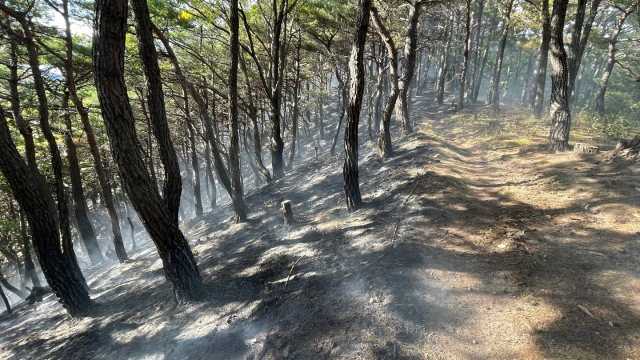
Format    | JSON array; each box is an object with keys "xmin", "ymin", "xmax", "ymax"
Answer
[{"xmin": 2, "ymin": 96, "xmax": 640, "ymax": 360}]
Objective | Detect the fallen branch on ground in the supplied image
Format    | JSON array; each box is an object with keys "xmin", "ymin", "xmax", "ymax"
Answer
[{"xmin": 285, "ymin": 255, "xmax": 304, "ymax": 286}]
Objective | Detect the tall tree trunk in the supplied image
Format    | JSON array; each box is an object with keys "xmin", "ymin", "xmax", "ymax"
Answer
[
  {"xmin": 344, "ymin": 0, "xmax": 372, "ymax": 211},
  {"xmin": 239, "ymin": 54, "xmax": 272, "ymax": 183},
  {"xmin": 93, "ymin": 0, "xmax": 204, "ymax": 302},
  {"xmin": 62, "ymin": 92, "xmax": 104, "ymax": 265},
  {"xmin": 490, "ymin": 0, "xmax": 515, "ymax": 113},
  {"xmin": 151, "ymin": 24, "xmax": 233, "ymax": 198},
  {"xmin": 0, "ymin": 106, "xmax": 91, "ymax": 316},
  {"xmin": 395, "ymin": 0, "xmax": 421, "ymax": 131},
  {"xmin": 2, "ymin": 7, "xmax": 89, "ymax": 291},
  {"xmin": 54, "ymin": 0, "xmax": 128, "ymax": 263},
  {"xmin": 595, "ymin": 8, "xmax": 632, "ymax": 114},
  {"xmin": 436, "ymin": 15, "xmax": 453, "ymax": 105},
  {"xmin": 568, "ymin": 0, "xmax": 602, "ymax": 106},
  {"xmin": 228, "ymin": 0, "xmax": 247, "ymax": 223},
  {"xmin": 459, "ymin": 0, "xmax": 472, "ymax": 109},
  {"xmin": 183, "ymin": 87, "xmax": 203, "ymax": 217},
  {"xmin": 131, "ymin": 0, "xmax": 182, "ymax": 224},
  {"xmin": 287, "ymin": 30, "xmax": 302, "ymax": 169},
  {"xmin": 533, "ymin": 0, "xmax": 551, "ymax": 118},
  {"xmin": 330, "ymin": 76, "xmax": 348, "ymax": 157},
  {"xmin": 547, "ymin": 0, "xmax": 571, "ymax": 151},
  {"xmin": 520, "ymin": 54, "xmax": 534, "ymax": 105},
  {"xmin": 372, "ymin": 7, "xmax": 400, "ymax": 158}
]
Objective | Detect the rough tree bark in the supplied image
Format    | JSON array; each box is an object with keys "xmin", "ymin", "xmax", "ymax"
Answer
[
  {"xmin": 49, "ymin": 0, "xmax": 128, "ymax": 262},
  {"xmin": 343, "ymin": 0, "xmax": 373, "ymax": 211},
  {"xmin": 371, "ymin": 7, "xmax": 400, "ymax": 158},
  {"xmin": 0, "ymin": 106, "xmax": 91, "ymax": 316},
  {"xmin": 93, "ymin": 0, "xmax": 204, "ymax": 302},
  {"xmin": 436, "ymin": 15, "xmax": 453, "ymax": 105},
  {"xmin": 532, "ymin": 0, "xmax": 551, "ymax": 118},
  {"xmin": 131, "ymin": 0, "xmax": 182, "ymax": 224},
  {"xmin": 0, "ymin": 5, "xmax": 88, "ymax": 290},
  {"xmin": 547, "ymin": 0, "xmax": 571, "ymax": 151}
]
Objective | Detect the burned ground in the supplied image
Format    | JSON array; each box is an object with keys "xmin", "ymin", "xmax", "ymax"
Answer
[{"xmin": 1, "ymin": 97, "xmax": 640, "ymax": 359}]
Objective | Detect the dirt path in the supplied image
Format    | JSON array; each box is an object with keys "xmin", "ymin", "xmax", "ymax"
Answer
[{"xmin": 1, "ymin": 100, "xmax": 639, "ymax": 360}]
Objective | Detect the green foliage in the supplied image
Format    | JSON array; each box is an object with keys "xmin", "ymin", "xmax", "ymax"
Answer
[{"xmin": 591, "ymin": 113, "xmax": 632, "ymax": 140}]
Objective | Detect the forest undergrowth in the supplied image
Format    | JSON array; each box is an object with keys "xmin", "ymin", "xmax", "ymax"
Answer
[{"xmin": 1, "ymin": 99, "xmax": 640, "ymax": 360}]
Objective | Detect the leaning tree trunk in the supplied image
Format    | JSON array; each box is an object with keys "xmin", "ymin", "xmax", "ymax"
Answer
[
  {"xmin": 0, "ymin": 285, "xmax": 10, "ymax": 314},
  {"xmin": 395, "ymin": 0, "xmax": 421, "ymax": 132},
  {"xmin": 7, "ymin": 9, "xmax": 89, "ymax": 291},
  {"xmin": 228, "ymin": 0, "xmax": 248, "ymax": 223},
  {"xmin": 93, "ymin": 0, "xmax": 204, "ymax": 302},
  {"xmin": 131, "ymin": 0, "xmax": 182, "ymax": 224},
  {"xmin": 532, "ymin": 0, "xmax": 551, "ymax": 118},
  {"xmin": 63, "ymin": 92, "xmax": 104, "ymax": 265},
  {"xmin": 547, "ymin": 0, "xmax": 571, "ymax": 151},
  {"xmin": 0, "ymin": 106, "xmax": 91, "ymax": 316},
  {"xmin": 0, "ymin": 268, "xmax": 28, "ymax": 299},
  {"xmin": 371, "ymin": 7, "xmax": 400, "ymax": 158},
  {"xmin": 343, "ymin": 0, "xmax": 373, "ymax": 211},
  {"xmin": 8, "ymin": 41, "xmax": 37, "ymax": 169},
  {"xmin": 595, "ymin": 8, "xmax": 631, "ymax": 115}
]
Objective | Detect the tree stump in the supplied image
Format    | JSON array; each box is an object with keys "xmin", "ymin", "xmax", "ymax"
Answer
[
  {"xmin": 281, "ymin": 201, "xmax": 294, "ymax": 226},
  {"xmin": 574, "ymin": 143, "xmax": 599, "ymax": 154}
]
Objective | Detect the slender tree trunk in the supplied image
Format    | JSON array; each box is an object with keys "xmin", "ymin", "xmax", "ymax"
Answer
[
  {"xmin": 491, "ymin": 0, "xmax": 515, "ymax": 113},
  {"xmin": 436, "ymin": 15, "xmax": 453, "ymax": 105},
  {"xmin": 0, "ymin": 269, "xmax": 28, "ymax": 299},
  {"xmin": 7, "ymin": 41, "xmax": 37, "ymax": 169},
  {"xmin": 0, "ymin": 106, "xmax": 91, "ymax": 316},
  {"xmin": 344, "ymin": 0, "xmax": 372, "ymax": 211},
  {"xmin": 228, "ymin": 0, "xmax": 247, "ymax": 223},
  {"xmin": 93, "ymin": 0, "xmax": 204, "ymax": 302},
  {"xmin": 63, "ymin": 92, "xmax": 103, "ymax": 265},
  {"xmin": 568, "ymin": 0, "xmax": 602, "ymax": 106},
  {"xmin": 520, "ymin": 54, "xmax": 534, "ymax": 105},
  {"xmin": 183, "ymin": 87, "xmax": 203, "ymax": 217},
  {"xmin": 533, "ymin": 0, "xmax": 551, "ymax": 118},
  {"xmin": 330, "ymin": 78, "xmax": 348, "ymax": 157},
  {"xmin": 395, "ymin": 0, "xmax": 422, "ymax": 131},
  {"xmin": 287, "ymin": 30, "xmax": 302, "ymax": 169},
  {"xmin": 547, "ymin": 0, "xmax": 571, "ymax": 151},
  {"xmin": 240, "ymin": 54, "xmax": 272, "ymax": 183},
  {"xmin": 459, "ymin": 0, "xmax": 472, "ymax": 109},
  {"xmin": 595, "ymin": 8, "xmax": 632, "ymax": 114},
  {"xmin": 372, "ymin": 7, "xmax": 400, "ymax": 158}
]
